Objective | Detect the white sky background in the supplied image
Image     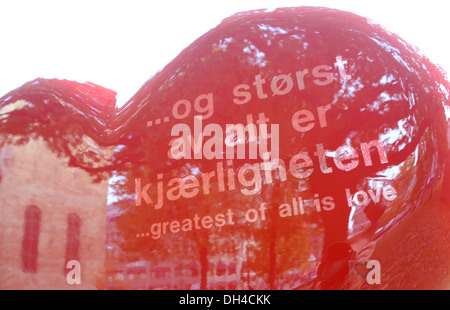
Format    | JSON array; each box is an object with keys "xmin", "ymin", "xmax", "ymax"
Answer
[{"xmin": 0, "ymin": 0, "xmax": 449, "ymax": 107}]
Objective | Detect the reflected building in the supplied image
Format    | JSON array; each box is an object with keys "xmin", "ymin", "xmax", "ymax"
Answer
[{"xmin": 0, "ymin": 81, "xmax": 114, "ymax": 289}]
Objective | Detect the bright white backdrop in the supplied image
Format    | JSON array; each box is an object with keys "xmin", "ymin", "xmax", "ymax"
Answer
[{"xmin": 1, "ymin": 0, "xmax": 449, "ymax": 107}]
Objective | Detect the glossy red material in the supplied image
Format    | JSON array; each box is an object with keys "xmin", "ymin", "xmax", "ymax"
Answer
[{"xmin": 1, "ymin": 7, "xmax": 450, "ymax": 289}]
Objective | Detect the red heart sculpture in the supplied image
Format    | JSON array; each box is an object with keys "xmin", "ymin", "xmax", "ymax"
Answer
[{"xmin": 1, "ymin": 7, "xmax": 450, "ymax": 290}]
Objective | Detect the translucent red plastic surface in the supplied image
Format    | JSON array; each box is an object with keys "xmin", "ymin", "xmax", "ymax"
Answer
[{"xmin": 1, "ymin": 7, "xmax": 449, "ymax": 289}]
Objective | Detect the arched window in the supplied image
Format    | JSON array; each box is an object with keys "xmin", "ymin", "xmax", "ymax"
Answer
[
  {"xmin": 21, "ymin": 205, "xmax": 42, "ymax": 273},
  {"xmin": 65, "ymin": 213, "xmax": 81, "ymax": 271}
]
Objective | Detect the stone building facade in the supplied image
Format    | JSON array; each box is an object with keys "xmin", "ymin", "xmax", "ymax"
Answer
[{"xmin": 0, "ymin": 136, "xmax": 110, "ymax": 289}]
